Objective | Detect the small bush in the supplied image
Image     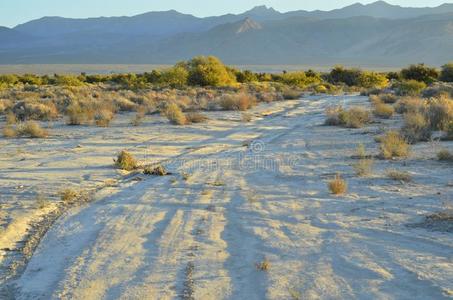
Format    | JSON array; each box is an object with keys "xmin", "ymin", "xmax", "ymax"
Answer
[
  {"xmin": 66, "ymin": 103, "xmax": 87, "ymax": 125},
  {"xmin": 328, "ymin": 174, "xmax": 348, "ymax": 195},
  {"xmin": 339, "ymin": 107, "xmax": 371, "ymax": 128},
  {"xmin": 401, "ymin": 63, "xmax": 439, "ymax": 84},
  {"xmin": 281, "ymin": 88, "xmax": 301, "ymax": 99},
  {"xmin": 372, "ymin": 94, "xmax": 398, "ymax": 104},
  {"xmin": 426, "ymin": 96, "xmax": 453, "ymax": 131},
  {"xmin": 115, "ymin": 150, "xmax": 138, "ymax": 171},
  {"xmin": 401, "ymin": 112, "xmax": 431, "ymax": 143},
  {"xmin": 395, "ymin": 97, "xmax": 424, "ymax": 114},
  {"xmin": 437, "ymin": 149, "xmax": 453, "ymax": 162},
  {"xmin": 164, "ymin": 103, "xmax": 187, "ymax": 125},
  {"xmin": 373, "ymin": 102, "xmax": 394, "ymax": 119},
  {"xmin": 394, "ymin": 80, "xmax": 427, "ymax": 96},
  {"xmin": 353, "ymin": 159, "xmax": 374, "ymax": 177},
  {"xmin": 379, "ymin": 131, "xmax": 409, "ymax": 159},
  {"xmin": 18, "ymin": 121, "xmax": 48, "ymax": 138},
  {"xmin": 356, "ymin": 143, "xmax": 368, "ymax": 159},
  {"xmin": 386, "ymin": 170, "xmax": 412, "ymax": 182},
  {"xmin": 440, "ymin": 63, "xmax": 453, "ymax": 82},
  {"xmin": 185, "ymin": 112, "xmax": 208, "ymax": 124},
  {"xmin": 256, "ymin": 258, "xmax": 271, "ymax": 272}
]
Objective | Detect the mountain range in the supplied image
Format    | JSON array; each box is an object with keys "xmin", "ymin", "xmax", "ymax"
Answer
[{"xmin": 1, "ymin": 1, "xmax": 453, "ymax": 66}]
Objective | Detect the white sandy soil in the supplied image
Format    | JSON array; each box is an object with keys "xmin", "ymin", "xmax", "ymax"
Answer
[{"xmin": 1, "ymin": 95, "xmax": 452, "ymax": 299}]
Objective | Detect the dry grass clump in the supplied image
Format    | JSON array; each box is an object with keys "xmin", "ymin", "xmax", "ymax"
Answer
[
  {"xmin": 241, "ymin": 113, "xmax": 252, "ymax": 122},
  {"xmin": 8, "ymin": 121, "xmax": 49, "ymax": 138},
  {"xmin": 12, "ymin": 101, "xmax": 58, "ymax": 121},
  {"xmin": 281, "ymin": 88, "xmax": 301, "ymax": 100},
  {"xmin": 0, "ymin": 99, "xmax": 12, "ymax": 113},
  {"xmin": 371, "ymin": 94, "xmax": 398, "ymax": 104},
  {"xmin": 164, "ymin": 103, "xmax": 187, "ymax": 125},
  {"xmin": 219, "ymin": 93, "xmax": 257, "ymax": 111},
  {"xmin": 328, "ymin": 174, "xmax": 348, "ymax": 195},
  {"xmin": 6, "ymin": 111, "xmax": 17, "ymax": 125},
  {"xmin": 373, "ymin": 102, "xmax": 395, "ymax": 119},
  {"xmin": 256, "ymin": 258, "xmax": 271, "ymax": 272},
  {"xmin": 143, "ymin": 165, "xmax": 168, "ymax": 176},
  {"xmin": 353, "ymin": 159, "xmax": 374, "ymax": 177},
  {"xmin": 185, "ymin": 112, "xmax": 209, "ymax": 124},
  {"xmin": 114, "ymin": 150, "xmax": 138, "ymax": 171},
  {"xmin": 66, "ymin": 102, "xmax": 92, "ymax": 125},
  {"xmin": 60, "ymin": 188, "xmax": 79, "ymax": 204},
  {"xmin": 386, "ymin": 169, "xmax": 412, "ymax": 182},
  {"xmin": 379, "ymin": 131, "xmax": 409, "ymax": 159},
  {"xmin": 130, "ymin": 108, "xmax": 146, "ymax": 126},
  {"xmin": 437, "ymin": 149, "xmax": 453, "ymax": 161},
  {"xmin": 401, "ymin": 111, "xmax": 431, "ymax": 143}
]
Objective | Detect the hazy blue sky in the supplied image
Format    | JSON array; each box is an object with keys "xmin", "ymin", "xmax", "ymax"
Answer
[{"xmin": 0, "ymin": 0, "xmax": 450, "ymax": 27}]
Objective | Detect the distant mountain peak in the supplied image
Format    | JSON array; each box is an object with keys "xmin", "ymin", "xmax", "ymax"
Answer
[
  {"xmin": 245, "ymin": 5, "xmax": 279, "ymax": 15},
  {"xmin": 236, "ymin": 18, "xmax": 262, "ymax": 34}
]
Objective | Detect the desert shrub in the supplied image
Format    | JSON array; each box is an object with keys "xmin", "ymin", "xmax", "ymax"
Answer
[
  {"xmin": 278, "ymin": 71, "xmax": 320, "ymax": 87},
  {"xmin": 95, "ymin": 109, "xmax": 114, "ymax": 127},
  {"xmin": 186, "ymin": 56, "xmax": 236, "ymax": 87},
  {"xmin": 66, "ymin": 102, "xmax": 86, "ymax": 125},
  {"xmin": 0, "ymin": 99, "xmax": 12, "ymax": 113},
  {"xmin": 353, "ymin": 159, "xmax": 374, "ymax": 177},
  {"xmin": 281, "ymin": 88, "xmax": 301, "ymax": 99},
  {"xmin": 394, "ymin": 80, "xmax": 427, "ymax": 96},
  {"xmin": 328, "ymin": 66, "xmax": 362, "ymax": 86},
  {"xmin": 185, "ymin": 112, "xmax": 208, "ymax": 124},
  {"xmin": 339, "ymin": 107, "xmax": 371, "ymax": 128},
  {"xmin": 18, "ymin": 74, "xmax": 43, "ymax": 85},
  {"xmin": 437, "ymin": 149, "xmax": 453, "ymax": 161},
  {"xmin": 6, "ymin": 111, "xmax": 17, "ymax": 125},
  {"xmin": 164, "ymin": 103, "xmax": 187, "ymax": 125},
  {"xmin": 2, "ymin": 125, "xmax": 17, "ymax": 138},
  {"xmin": 0, "ymin": 74, "xmax": 19, "ymax": 86},
  {"xmin": 12, "ymin": 101, "xmax": 59, "ymax": 121},
  {"xmin": 370, "ymin": 94, "xmax": 398, "ymax": 104},
  {"xmin": 115, "ymin": 150, "xmax": 138, "ymax": 171},
  {"xmin": 160, "ymin": 64, "xmax": 189, "ymax": 87},
  {"xmin": 235, "ymin": 70, "xmax": 258, "ymax": 83},
  {"xmin": 440, "ymin": 63, "xmax": 453, "ymax": 82},
  {"xmin": 379, "ymin": 131, "xmax": 409, "ymax": 159},
  {"xmin": 328, "ymin": 174, "xmax": 348, "ymax": 195},
  {"xmin": 426, "ymin": 96, "xmax": 453, "ymax": 131},
  {"xmin": 401, "ymin": 112, "xmax": 431, "ymax": 143},
  {"xmin": 324, "ymin": 106, "xmax": 343, "ymax": 126},
  {"xmin": 131, "ymin": 110, "xmax": 145, "ymax": 126},
  {"xmin": 395, "ymin": 97, "xmax": 425, "ymax": 114},
  {"xmin": 54, "ymin": 75, "xmax": 84, "ymax": 86},
  {"xmin": 143, "ymin": 165, "xmax": 168, "ymax": 176},
  {"xmin": 256, "ymin": 258, "xmax": 271, "ymax": 272},
  {"xmin": 219, "ymin": 93, "xmax": 256, "ymax": 111},
  {"xmin": 358, "ymin": 71, "xmax": 389, "ymax": 89},
  {"xmin": 356, "ymin": 143, "xmax": 368, "ymax": 159},
  {"xmin": 386, "ymin": 170, "xmax": 412, "ymax": 182},
  {"xmin": 373, "ymin": 102, "xmax": 394, "ymax": 119},
  {"xmin": 401, "ymin": 63, "xmax": 439, "ymax": 84},
  {"xmin": 16, "ymin": 121, "xmax": 49, "ymax": 138}
]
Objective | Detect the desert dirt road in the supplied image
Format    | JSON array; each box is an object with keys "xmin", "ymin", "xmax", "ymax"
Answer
[{"xmin": 11, "ymin": 95, "xmax": 453, "ymax": 299}]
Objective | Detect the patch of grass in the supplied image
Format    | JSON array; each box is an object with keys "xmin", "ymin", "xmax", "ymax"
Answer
[
  {"xmin": 143, "ymin": 165, "xmax": 168, "ymax": 176},
  {"xmin": 437, "ymin": 149, "xmax": 453, "ymax": 161},
  {"xmin": 114, "ymin": 150, "xmax": 138, "ymax": 171},
  {"xmin": 379, "ymin": 131, "xmax": 409, "ymax": 159},
  {"xmin": 353, "ymin": 159, "xmax": 374, "ymax": 177},
  {"xmin": 328, "ymin": 174, "xmax": 348, "ymax": 195},
  {"xmin": 386, "ymin": 169, "xmax": 412, "ymax": 182}
]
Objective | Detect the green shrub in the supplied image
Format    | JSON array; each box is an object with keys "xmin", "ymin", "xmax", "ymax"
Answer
[
  {"xmin": 160, "ymin": 64, "xmax": 189, "ymax": 87},
  {"xmin": 54, "ymin": 75, "xmax": 84, "ymax": 86},
  {"xmin": 115, "ymin": 150, "xmax": 138, "ymax": 171},
  {"xmin": 186, "ymin": 56, "xmax": 236, "ymax": 87},
  {"xmin": 328, "ymin": 66, "xmax": 362, "ymax": 86},
  {"xmin": 401, "ymin": 63, "xmax": 439, "ymax": 84},
  {"xmin": 379, "ymin": 131, "xmax": 409, "ymax": 159},
  {"xmin": 358, "ymin": 72, "xmax": 389, "ymax": 89},
  {"xmin": 440, "ymin": 63, "xmax": 453, "ymax": 82},
  {"xmin": 394, "ymin": 80, "xmax": 427, "ymax": 96}
]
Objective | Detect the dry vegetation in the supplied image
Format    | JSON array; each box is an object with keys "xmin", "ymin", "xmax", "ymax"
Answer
[
  {"xmin": 328, "ymin": 174, "xmax": 348, "ymax": 195},
  {"xmin": 114, "ymin": 150, "xmax": 138, "ymax": 171}
]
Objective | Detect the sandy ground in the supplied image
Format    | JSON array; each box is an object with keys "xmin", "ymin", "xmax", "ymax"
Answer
[{"xmin": 1, "ymin": 95, "xmax": 452, "ymax": 299}]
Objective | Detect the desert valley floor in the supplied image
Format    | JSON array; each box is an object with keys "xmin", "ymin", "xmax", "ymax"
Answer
[{"xmin": 1, "ymin": 95, "xmax": 452, "ymax": 299}]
